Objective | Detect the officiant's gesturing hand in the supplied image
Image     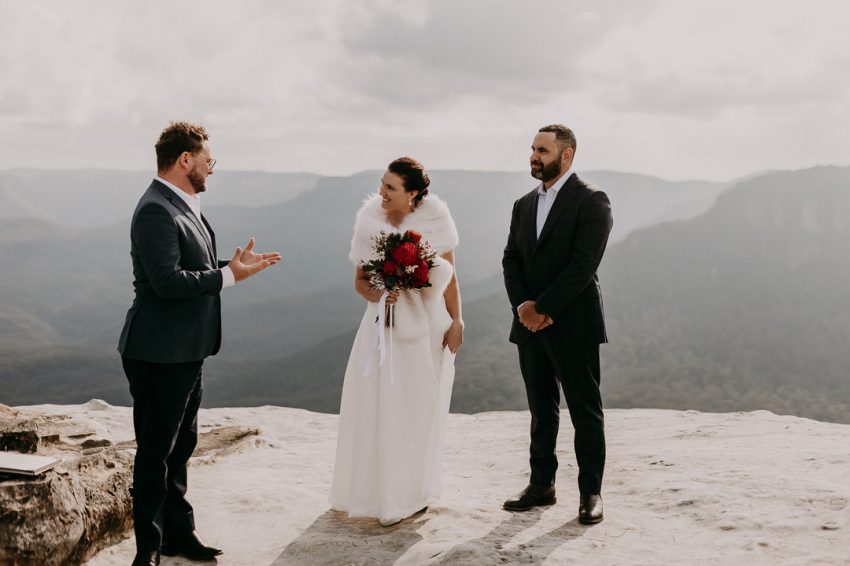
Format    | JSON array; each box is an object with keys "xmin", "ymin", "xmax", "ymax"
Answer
[
  {"xmin": 518, "ymin": 300, "xmax": 553, "ymax": 332},
  {"xmin": 229, "ymin": 237, "xmax": 282, "ymax": 282}
]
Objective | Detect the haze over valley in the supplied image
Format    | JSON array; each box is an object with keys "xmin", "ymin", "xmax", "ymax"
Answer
[{"xmin": 2, "ymin": 165, "xmax": 848, "ymax": 423}]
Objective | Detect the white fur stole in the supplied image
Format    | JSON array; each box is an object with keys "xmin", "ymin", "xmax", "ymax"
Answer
[{"xmin": 349, "ymin": 192, "xmax": 459, "ymax": 265}]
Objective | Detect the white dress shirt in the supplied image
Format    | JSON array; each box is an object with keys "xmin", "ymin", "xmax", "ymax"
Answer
[
  {"xmin": 518, "ymin": 166, "xmax": 576, "ymax": 315},
  {"xmin": 155, "ymin": 177, "xmax": 235, "ymax": 288},
  {"xmin": 536, "ymin": 166, "xmax": 575, "ymax": 238}
]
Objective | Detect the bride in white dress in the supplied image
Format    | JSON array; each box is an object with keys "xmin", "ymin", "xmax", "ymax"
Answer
[{"xmin": 329, "ymin": 157, "xmax": 464, "ymax": 527}]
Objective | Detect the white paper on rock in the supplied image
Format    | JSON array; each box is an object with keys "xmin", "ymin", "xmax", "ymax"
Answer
[{"xmin": 0, "ymin": 452, "xmax": 60, "ymax": 476}]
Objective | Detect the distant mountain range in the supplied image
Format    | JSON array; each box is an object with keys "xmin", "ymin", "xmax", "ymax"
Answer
[
  {"xmin": 6, "ymin": 166, "xmax": 849, "ymax": 424},
  {"xmin": 456, "ymin": 166, "xmax": 850, "ymax": 422},
  {"xmin": 0, "ymin": 170, "xmax": 320, "ymax": 227}
]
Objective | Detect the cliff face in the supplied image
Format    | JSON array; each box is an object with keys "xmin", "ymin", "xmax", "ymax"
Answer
[{"xmin": 2, "ymin": 401, "xmax": 846, "ymax": 565}]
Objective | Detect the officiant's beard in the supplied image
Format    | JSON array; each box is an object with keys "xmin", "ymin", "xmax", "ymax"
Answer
[
  {"xmin": 188, "ymin": 169, "xmax": 207, "ymax": 194},
  {"xmin": 530, "ymin": 159, "xmax": 562, "ymax": 183}
]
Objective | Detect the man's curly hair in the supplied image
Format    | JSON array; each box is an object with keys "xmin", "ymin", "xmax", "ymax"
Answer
[{"xmin": 155, "ymin": 121, "xmax": 209, "ymax": 171}]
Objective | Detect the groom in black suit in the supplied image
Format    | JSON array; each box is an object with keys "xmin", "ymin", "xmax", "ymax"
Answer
[
  {"xmin": 118, "ymin": 121, "xmax": 281, "ymax": 566},
  {"xmin": 502, "ymin": 124, "xmax": 612, "ymax": 524}
]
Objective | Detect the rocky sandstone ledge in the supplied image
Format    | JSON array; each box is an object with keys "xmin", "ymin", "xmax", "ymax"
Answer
[
  {"xmin": 1, "ymin": 401, "xmax": 849, "ymax": 565},
  {"xmin": 0, "ymin": 401, "xmax": 256, "ymax": 565}
]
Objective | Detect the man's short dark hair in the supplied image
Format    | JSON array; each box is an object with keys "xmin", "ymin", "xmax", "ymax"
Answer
[
  {"xmin": 155, "ymin": 121, "xmax": 208, "ymax": 171},
  {"xmin": 538, "ymin": 124, "xmax": 577, "ymax": 156}
]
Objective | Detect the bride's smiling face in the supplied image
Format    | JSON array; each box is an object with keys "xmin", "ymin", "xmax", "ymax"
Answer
[{"xmin": 379, "ymin": 170, "xmax": 418, "ymax": 213}]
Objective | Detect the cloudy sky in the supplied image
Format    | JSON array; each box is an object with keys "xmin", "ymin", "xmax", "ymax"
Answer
[{"xmin": 1, "ymin": 0, "xmax": 848, "ymax": 181}]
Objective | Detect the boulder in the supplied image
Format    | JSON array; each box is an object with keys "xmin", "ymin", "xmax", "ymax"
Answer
[
  {"xmin": 0, "ymin": 411, "xmax": 257, "ymax": 565},
  {"xmin": 0, "ymin": 440, "xmax": 133, "ymax": 565}
]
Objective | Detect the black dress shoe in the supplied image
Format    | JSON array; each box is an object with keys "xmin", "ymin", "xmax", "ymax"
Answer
[
  {"xmin": 503, "ymin": 484, "xmax": 556, "ymax": 511},
  {"xmin": 160, "ymin": 531, "xmax": 223, "ymax": 560},
  {"xmin": 578, "ymin": 493, "xmax": 603, "ymax": 524},
  {"xmin": 131, "ymin": 550, "xmax": 160, "ymax": 566}
]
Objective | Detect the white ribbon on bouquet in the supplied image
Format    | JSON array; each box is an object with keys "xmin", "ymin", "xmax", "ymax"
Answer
[{"xmin": 363, "ymin": 290, "xmax": 395, "ymax": 384}]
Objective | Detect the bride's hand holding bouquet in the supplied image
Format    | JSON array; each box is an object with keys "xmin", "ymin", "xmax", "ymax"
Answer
[{"xmin": 360, "ymin": 229, "xmax": 437, "ymax": 322}]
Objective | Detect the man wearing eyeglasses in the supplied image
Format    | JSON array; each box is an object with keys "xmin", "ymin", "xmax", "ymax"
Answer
[{"xmin": 118, "ymin": 121, "xmax": 281, "ymax": 566}]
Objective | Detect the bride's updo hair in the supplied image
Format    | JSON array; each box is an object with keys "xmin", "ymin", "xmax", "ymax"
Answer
[{"xmin": 388, "ymin": 157, "xmax": 430, "ymax": 206}]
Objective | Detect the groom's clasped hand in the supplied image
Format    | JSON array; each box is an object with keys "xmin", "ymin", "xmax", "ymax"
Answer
[
  {"xmin": 517, "ymin": 300, "xmax": 553, "ymax": 332},
  {"xmin": 228, "ymin": 237, "xmax": 283, "ymax": 282}
]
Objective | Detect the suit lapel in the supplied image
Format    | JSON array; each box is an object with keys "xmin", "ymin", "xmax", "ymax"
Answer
[
  {"xmin": 523, "ymin": 191, "xmax": 539, "ymax": 253},
  {"xmin": 201, "ymin": 214, "xmax": 217, "ymax": 259},
  {"xmin": 153, "ymin": 181, "xmax": 216, "ymax": 262},
  {"xmin": 533, "ymin": 173, "xmax": 581, "ymax": 255}
]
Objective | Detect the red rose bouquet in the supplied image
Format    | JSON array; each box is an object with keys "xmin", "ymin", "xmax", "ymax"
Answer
[
  {"xmin": 358, "ymin": 229, "xmax": 436, "ymax": 379},
  {"xmin": 361, "ymin": 229, "xmax": 437, "ymax": 327},
  {"xmin": 361, "ymin": 229, "xmax": 437, "ymax": 292}
]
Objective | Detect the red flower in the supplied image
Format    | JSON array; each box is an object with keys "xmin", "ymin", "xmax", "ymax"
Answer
[
  {"xmin": 413, "ymin": 259, "xmax": 430, "ymax": 285},
  {"xmin": 391, "ymin": 242, "xmax": 418, "ymax": 266},
  {"xmin": 382, "ymin": 259, "xmax": 398, "ymax": 275},
  {"xmin": 406, "ymin": 230, "xmax": 422, "ymax": 244}
]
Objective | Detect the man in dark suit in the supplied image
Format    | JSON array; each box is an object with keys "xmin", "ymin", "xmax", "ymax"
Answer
[
  {"xmin": 502, "ymin": 124, "xmax": 613, "ymax": 524},
  {"xmin": 118, "ymin": 121, "xmax": 281, "ymax": 566}
]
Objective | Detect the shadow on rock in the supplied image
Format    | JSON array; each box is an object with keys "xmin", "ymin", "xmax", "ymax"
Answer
[
  {"xmin": 435, "ymin": 508, "xmax": 593, "ymax": 564},
  {"xmin": 271, "ymin": 509, "xmax": 428, "ymax": 566}
]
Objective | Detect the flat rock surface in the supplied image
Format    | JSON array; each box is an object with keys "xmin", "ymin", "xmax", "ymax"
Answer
[{"xmin": 12, "ymin": 402, "xmax": 848, "ymax": 565}]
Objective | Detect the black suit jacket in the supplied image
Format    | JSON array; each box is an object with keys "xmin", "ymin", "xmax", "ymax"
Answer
[
  {"xmin": 117, "ymin": 180, "xmax": 229, "ymax": 363},
  {"xmin": 502, "ymin": 173, "xmax": 613, "ymax": 346}
]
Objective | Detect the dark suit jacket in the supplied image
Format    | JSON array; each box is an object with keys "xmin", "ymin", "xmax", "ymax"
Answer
[
  {"xmin": 117, "ymin": 180, "xmax": 229, "ymax": 363},
  {"xmin": 502, "ymin": 173, "xmax": 613, "ymax": 346}
]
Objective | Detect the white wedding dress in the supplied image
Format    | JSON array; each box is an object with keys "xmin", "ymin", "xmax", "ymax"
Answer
[{"xmin": 329, "ymin": 193, "xmax": 459, "ymax": 524}]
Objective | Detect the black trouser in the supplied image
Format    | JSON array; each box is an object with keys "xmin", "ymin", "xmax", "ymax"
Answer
[
  {"xmin": 518, "ymin": 337, "xmax": 605, "ymax": 495},
  {"xmin": 122, "ymin": 357, "xmax": 204, "ymax": 552}
]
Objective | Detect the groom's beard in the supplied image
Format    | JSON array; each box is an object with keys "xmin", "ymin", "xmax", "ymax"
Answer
[
  {"xmin": 188, "ymin": 168, "xmax": 207, "ymax": 193},
  {"xmin": 530, "ymin": 159, "xmax": 562, "ymax": 183}
]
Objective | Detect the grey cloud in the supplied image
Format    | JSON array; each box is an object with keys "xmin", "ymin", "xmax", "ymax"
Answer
[
  {"xmin": 331, "ymin": 1, "xmax": 657, "ymax": 108},
  {"xmin": 0, "ymin": 1, "xmax": 333, "ymax": 129},
  {"xmin": 579, "ymin": 2, "xmax": 850, "ymax": 119},
  {"xmin": 1, "ymin": 0, "xmax": 848, "ymax": 179},
  {"xmin": 593, "ymin": 63, "xmax": 850, "ymax": 119}
]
